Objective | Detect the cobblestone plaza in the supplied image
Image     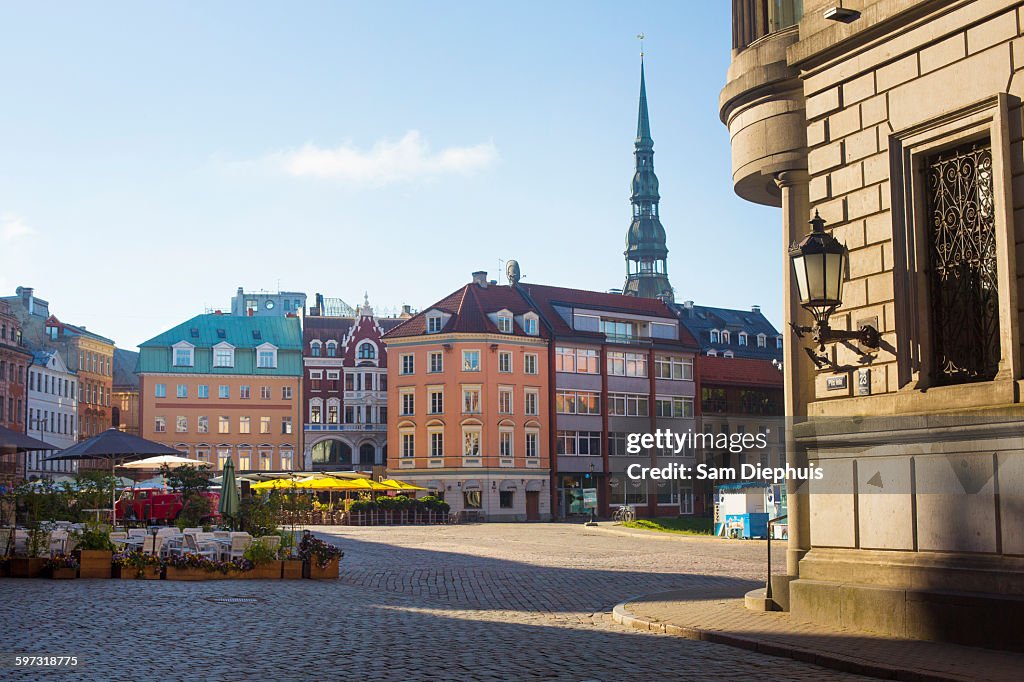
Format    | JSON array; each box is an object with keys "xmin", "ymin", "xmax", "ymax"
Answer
[{"xmin": 2, "ymin": 524, "xmax": 864, "ymax": 681}]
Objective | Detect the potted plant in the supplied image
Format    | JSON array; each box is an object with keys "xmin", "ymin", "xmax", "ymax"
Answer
[
  {"xmin": 112, "ymin": 550, "xmax": 162, "ymax": 580},
  {"xmin": 72, "ymin": 524, "xmax": 114, "ymax": 579},
  {"xmin": 298, "ymin": 533, "xmax": 343, "ymax": 579},
  {"xmin": 45, "ymin": 553, "xmax": 79, "ymax": 579},
  {"xmin": 10, "ymin": 526, "xmax": 49, "ymax": 578},
  {"xmin": 241, "ymin": 539, "xmax": 282, "ymax": 579},
  {"xmin": 278, "ymin": 531, "xmax": 302, "ymax": 579}
]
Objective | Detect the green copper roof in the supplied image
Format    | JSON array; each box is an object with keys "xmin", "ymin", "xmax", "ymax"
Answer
[
  {"xmin": 137, "ymin": 313, "xmax": 302, "ymax": 376},
  {"xmin": 636, "ymin": 58, "xmax": 652, "ymax": 146}
]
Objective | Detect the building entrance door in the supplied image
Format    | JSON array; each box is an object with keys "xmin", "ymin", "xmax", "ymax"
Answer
[{"xmin": 525, "ymin": 491, "xmax": 540, "ymax": 521}]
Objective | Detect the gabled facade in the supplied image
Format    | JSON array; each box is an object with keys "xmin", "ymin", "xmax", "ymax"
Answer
[
  {"xmin": 383, "ymin": 272, "xmax": 552, "ymax": 521},
  {"xmin": 112, "ymin": 348, "xmax": 140, "ymax": 436},
  {"xmin": 302, "ymin": 296, "xmax": 404, "ymax": 471},
  {"xmin": 137, "ymin": 313, "xmax": 302, "ymax": 473}
]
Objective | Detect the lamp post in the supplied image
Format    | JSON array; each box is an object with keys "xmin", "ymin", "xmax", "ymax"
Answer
[
  {"xmin": 789, "ymin": 211, "xmax": 880, "ymax": 352},
  {"xmin": 588, "ymin": 462, "xmax": 597, "ymax": 525}
]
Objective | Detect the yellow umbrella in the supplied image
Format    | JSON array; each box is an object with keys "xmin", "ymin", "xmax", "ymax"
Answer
[
  {"xmin": 294, "ymin": 477, "xmax": 366, "ymax": 490},
  {"xmin": 380, "ymin": 479, "xmax": 427, "ymax": 491},
  {"xmin": 251, "ymin": 478, "xmax": 306, "ymax": 491}
]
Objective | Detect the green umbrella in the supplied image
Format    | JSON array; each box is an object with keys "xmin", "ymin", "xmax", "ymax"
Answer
[{"xmin": 218, "ymin": 457, "xmax": 240, "ymax": 529}]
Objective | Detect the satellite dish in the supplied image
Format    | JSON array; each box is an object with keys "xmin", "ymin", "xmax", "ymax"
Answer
[{"xmin": 506, "ymin": 260, "xmax": 521, "ymax": 286}]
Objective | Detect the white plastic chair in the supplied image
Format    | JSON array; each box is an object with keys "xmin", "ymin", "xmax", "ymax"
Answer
[{"xmin": 221, "ymin": 535, "xmax": 251, "ymax": 562}]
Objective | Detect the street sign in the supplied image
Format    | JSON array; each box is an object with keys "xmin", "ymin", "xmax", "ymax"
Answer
[{"xmin": 582, "ymin": 488, "xmax": 597, "ymax": 509}]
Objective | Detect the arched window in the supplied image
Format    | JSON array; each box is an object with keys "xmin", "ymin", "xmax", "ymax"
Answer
[
  {"xmin": 357, "ymin": 342, "xmax": 376, "ymax": 360},
  {"xmin": 709, "ymin": 330, "xmax": 720, "ymax": 344},
  {"xmin": 310, "ymin": 341, "xmax": 322, "ymax": 357},
  {"xmin": 311, "ymin": 439, "xmax": 351, "ymax": 466},
  {"xmin": 722, "ymin": 331, "xmax": 731, "ymax": 344},
  {"xmin": 359, "ymin": 443, "xmax": 375, "ymax": 464},
  {"xmin": 326, "ymin": 342, "xmax": 337, "ymax": 357}
]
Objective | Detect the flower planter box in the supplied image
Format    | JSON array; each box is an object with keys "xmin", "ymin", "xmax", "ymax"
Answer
[
  {"xmin": 113, "ymin": 565, "xmax": 162, "ymax": 580},
  {"xmin": 304, "ymin": 558, "xmax": 340, "ymax": 579},
  {"xmin": 165, "ymin": 566, "xmax": 229, "ymax": 581},
  {"xmin": 51, "ymin": 567, "xmax": 78, "ymax": 580},
  {"xmin": 239, "ymin": 560, "xmax": 282, "ymax": 580},
  {"xmin": 10, "ymin": 557, "xmax": 46, "ymax": 578},
  {"xmin": 282, "ymin": 559, "xmax": 304, "ymax": 580},
  {"xmin": 76, "ymin": 550, "xmax": 113, "ymax": 579}
]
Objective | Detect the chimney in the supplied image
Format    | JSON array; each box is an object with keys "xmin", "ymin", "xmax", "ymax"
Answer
[
  {"xmin": 400, "ymin": 305, "xmax": 413, "ymax": 319},
  {"xmin": 472, "ymin": 271, "xmax": 488, "ymax": 288},
  {"xmin": 237, "ymin": 287, "xmax": 244, "ymax": 295},
  {"xmin": 683, "ymin": 300, "xmax": 694, "ymax": 309},
  {"xmin": 17, "ymin": 286, "xmax": 34, "ymax": 314},
  {"xmin": 751, "ymin": 305, "xmax": 761, "ymax": 314}
]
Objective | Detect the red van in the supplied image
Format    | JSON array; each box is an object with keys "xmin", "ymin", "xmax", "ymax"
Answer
[{"xmin": 115, "ymin": 488, "xmax": 221, "ymax": 524}]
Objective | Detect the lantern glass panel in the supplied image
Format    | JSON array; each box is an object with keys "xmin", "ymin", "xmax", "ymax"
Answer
[
  {"xmin": 805, "ymin": 252, "xmax": 826, "ymax": 302},
  {"xmin": 792, "ymin": 254, "xmax": 810, "ymax": 303}
]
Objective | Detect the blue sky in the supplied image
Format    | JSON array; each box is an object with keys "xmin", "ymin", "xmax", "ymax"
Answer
[{"xmin": 0, "ymin": 1, "xmax": 780, "ymax": 348}]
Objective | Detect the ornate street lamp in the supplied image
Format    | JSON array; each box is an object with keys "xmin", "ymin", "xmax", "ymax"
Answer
[{"xmin": 789, "ymin": 211, "xmax": 879, "ymax": 352}]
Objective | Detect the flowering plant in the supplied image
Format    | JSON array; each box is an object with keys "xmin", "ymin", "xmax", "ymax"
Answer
[
  {"xmin": 112, "ymin": 550, "xmax": 161, "ymax": 576},
  {"xmin": 44, "ymin": 553, "xmax": 80, "ymax": 570},
  {"xmin": 298, "ymin": 534, "xmax": 344, "ymax": 569},
  {"xmin": 164, "ymin": 552, "xmax": 253, "ymax": 574}
]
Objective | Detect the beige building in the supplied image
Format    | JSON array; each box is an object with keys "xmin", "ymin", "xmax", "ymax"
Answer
[{"xmin": 723, "ymin": 0, "xmax": 1024, "ymax": 649}]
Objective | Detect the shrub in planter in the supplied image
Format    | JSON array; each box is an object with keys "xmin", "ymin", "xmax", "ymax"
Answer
[
  {"xmin": 240, "ymin": 539, "xmax": 282, "ymax": 579},
  {"xmin": 45, "ymin": 553, "xmax": 79, "ymax": 579},
  {"xmin": 73, "ymin": 524, "xmax": 114, "ymax": 579},
  {"xmin": 112, "ymin": 550, "xmax": 162, "ymax": 579},
  {"xmin": 298, "ymin": 534, "xmax": 343, "ymax": 579}
]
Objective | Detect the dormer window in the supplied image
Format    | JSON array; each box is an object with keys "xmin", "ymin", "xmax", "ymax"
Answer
[
  {"xmin": 427, "ymin": 315, "xmax": 443, "ymax": 333},
  {"xmin": 738, "ymin": 332, "xmax": 748, "ymax": 347},
  {"xmin": 496, "ymin": 310, "xmax": 513, "ymax": 334},
  {"xmin": 707, "ymin": 349, "xmax": 717, "ymax": 357},
  {"xmin": 757, "ymin": 333, "xmax": 767, "ymax": 348},
  {"xmin": 709, "ymin": 329, "xmax": 720, "ymax": 344},
  {"xmin": 213, "ymin": 342, "xmax": 235, "ymax": 368},
  {"xmin": 172, "ymin": 341, "xmax": 195, "ymax": 367},
  {"xmin": 523, "ymin": 314, "xmax": 539, "ymax": 336},
  {"xmin": 776, "ymin": 336, "xmax": 783, "ymax": 349},
  {"xmin": 357, "ymin": 342, "xmax": 376, "ymax": 360},
  {"xmin": 310, "ymin": 341, "xmax": 322, "ymax": 357},
  {"xmin": 326, "ymin": 341, "xmax": 337, "ymax": 357},
  {"xmin": 722, "ymin": 330, "xmax": 731, "ymax": 344},
  {"xmin": 723, "ymin": 350, "xmax": 734, "ymax": 359},
  {"xmin": 257, "ymin": 343, "xmax": 278, "ymax": 369}
]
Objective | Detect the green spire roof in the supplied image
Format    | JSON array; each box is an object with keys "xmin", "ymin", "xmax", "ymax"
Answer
[{"xmin": 636, "ymin": 57, "xmax": 652, "ymax": 146}]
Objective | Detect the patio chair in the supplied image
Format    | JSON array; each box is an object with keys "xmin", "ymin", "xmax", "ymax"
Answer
[
  {"xmin": 48, "ymin": 531, "xmax": 68, "ymax": 556},
  {"xmin": 64, "ymin": 534, "xmax": 79, "ymax": 553},
  {"xmin": 213, "ymin": 531, "xmax": 230, "ymax": 539},
  {"xmin": 142, "ymin": 535, "xmax": 165, "ymax": 556},
  {"xmin": 257, "ymin": 535, "xmax": 281, "ymax": 553},
  {"xmin": 182, "ymin": 527, "xmax": 202, "ymax": 535},
  {"xmin": 221, "ymin": 535, "xmax": 251, "ymax": 562},
  {"xmin": 170, "ymin": 534, "xmax": 218, "ymax": 560},
  {"xmin": 109, "ymin": 531, "xmax": 128, "ymax": 543},
  {"xmin": 127, "ymin": 528, "xmax": 147, "ymax": 539}
]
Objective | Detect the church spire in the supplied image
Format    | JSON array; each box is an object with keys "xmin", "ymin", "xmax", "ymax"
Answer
[{"xmin": 623, "ymin": 52, "xmax": 673, "ymax": 302}]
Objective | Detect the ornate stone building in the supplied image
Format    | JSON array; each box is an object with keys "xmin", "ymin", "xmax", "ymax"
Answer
[
  {"xmin": 722, "ymin": 0, "xmax": 1024, "ymax": 650},
  {"xmin": 302, "ymin": 295, "xmax": 403, "ymax": 472}
]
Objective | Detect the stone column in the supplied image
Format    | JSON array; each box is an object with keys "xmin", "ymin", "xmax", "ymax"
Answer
[{"xmin": 775, "ymin": 169, "xmax": 812, "ymax": 576}]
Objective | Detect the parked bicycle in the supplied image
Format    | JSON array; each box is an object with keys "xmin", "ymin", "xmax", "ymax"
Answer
[{"xmin": 612, "ymin": 505, "xmax": 635, "ymax": 524}]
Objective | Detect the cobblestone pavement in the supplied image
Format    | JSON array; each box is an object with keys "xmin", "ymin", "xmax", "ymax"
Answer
[{"xmin": 1, "ymin": 523, "xmax": 869, "ymax": 681}]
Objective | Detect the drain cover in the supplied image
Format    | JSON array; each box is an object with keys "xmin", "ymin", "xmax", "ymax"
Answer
[{"xmin": 206, "ymin": 596, "xmax": 263, "ymax": 604}]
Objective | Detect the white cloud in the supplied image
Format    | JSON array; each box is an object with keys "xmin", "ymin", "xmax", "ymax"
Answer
[
  {"xmin": 260, "ymin": 131, "xmax": 498, "ymax": 185},
  {"xmin": 1, "ymin": 214, "xmax": 33, "ymax": 241}
]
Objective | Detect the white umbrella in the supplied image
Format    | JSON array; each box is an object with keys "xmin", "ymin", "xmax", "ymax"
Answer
[{"xmin": 120, "ymin": 454, "xmax": 207, "ymax": 469}]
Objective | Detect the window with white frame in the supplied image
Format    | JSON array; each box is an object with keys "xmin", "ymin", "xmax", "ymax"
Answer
[
  {"xmin": 430, "ymin": 430, "xmax": 444, "ymax": 458},
  {"xmin": 238, "ymin": 451, "xmax": 251, "ymax": 471},
  {"xmin": 218, "ymin": 416, "xmax": 230, "ymax": 434},
  {"xmin": 555, "ymin": 390, "xmax": 600, "ymax": 415},
  {"xmin": 722, "ymin": 331, "xmax": 731, "ymax": 344},
  {"xmin": 462, "ymin": 427, "xmax": 481, "ymax": 456},
  {"xmin": 172, "ymin": 343, "xmax": 194, "ymax": 367},
  {"xmin": 155, "ymin": 383, "xmax": 166, "ymax": 398},
  {"xmin": 239, "ymin": 416, "xmax": 251, "ymax": 434},
  {"xmin": 357, "ymin": 342, "xmax": 375, "ymax": 360},
  {"xmin": 400, "ymin": 353, "xmax": 414, "ymax": 375},
  {"xmin": 498, "ymin": 386, "xmax": 513, "ymax": 414},
  {"xmin": 198, "ymin": 384, "xmax": 209, "ymax": 399},
  {"xmin": 499, "ymin": 429, "xmax": 514, "ymax": 457},
  {"xmin": 426, "ymin": 315, "xmax": 443, "ymax": 333},
  {"xmin": 176, "ymin": 416, "xmax": 187, "ymax": 433},
  {"xmin": 282, "ymin": 386, "xmax": 292, "ymax": 400},
  {"xmin": 400, "ymin": 390, "xmax": 415, "ymax": 416},
  {"xmin": 524, "ymin": 389, "xmax": 539, "ymax": 416},
  {"xmin": 217, "ymin": 449, "xmax": 231, "ymax": 470},
  {"xmin": 401, "ymin": 431, "xmax": 415, "ymax": 458},
  {"xmin": 738, "ymin": 332, "xmax": 748, "ymax": 347},
  {"xmin": 282, "ymin": 416, "xmax": 293, "ymax": 434},
  {"xmin": 213, "ymin": 344, "xmax": 235, "ymax": 368},
  {"xmin": 259, "ymin": 451, "xmax": 272, "ymax": 471},
  {"xmin": 655, "ymin": 355, "xmax": 693, "ymax": 380},
  {"xmin": 775, "ymin": 336, "xmax": 783, "ymax": 349},
  {"xmin": 198, "ymin": 416, "xmax": 209, "ymax": 433},
  {"xmin": 655, "ymin": 396, "xmax": 694, "ymax": 418},
  {"xmin": 428, "ymin": 388, "xmax": 444, "ymax": 414},
  {"xmin": 498, "ymin": 351, "xmax": 512, "ymax": 373},
  {"xmin": 310, "ymin": 341, "xmax": 321, "ymax": 357},
  {"xmin": 257, "ymin": 345, "xmax": 277, "ymax": 369},
  {"xmin": 240, "ymin": 385, "xmax": 250, "ymax": 400},
  {"xmin": 523, "ymin": 314, "xmax": 539, "ymax": 336},
  {"xmin": 525, "ymin": 430, "xmax": 539, "ymax": 457},
  {"xmin": 428, "ymin": 351, "xmax": 443, "ymax": 373},
  {"xmin": 326, "ymin": 341, "xmax": 337, "ymax": 357},
  {"xmin": 309, "ymin": 399, "xmax": 322, "ymax": 424},
  {"xmin": 723, "ymin": 350, "xmax": 734, "ymax": 358},
  {"xmin": 280, "ymin": 450, "xmax": 293, "ymax": 470},
  {"xmin": 709, "ymin": 329, "xmax": 720, "ymax": 344},
  {"xmin": 524, "ymin": 353, "xmax": 538, "ymax": 374},
  {"xmin": 260, "ymin": 416, "xmax": 271, "ymax": 434},
  {"xmin": 556, "ymin": 430, "xmax": 601, "ymax": 456},
  {"xmin": 462, "ymin": 350, "xmax": 480, "ymax": 371},
  {"xmin": 154, "ymin": 416, "xmax": 166, "ymax": 433},
  {"xmin": 462, "ymin": 386, "xmax": 481, "ymax": 413},
  {"xmin": 757, "ymin": 333, "xmax": 767, "ymax": 348},
  {"xmin": 608, "ymin": 393, "xmax": 649, "ymax": 417},
  {"xmin": 176, "ymin": 384, "xmax": 187, "ymax": 398},
  {"xmin": 496, "ymin": 311, "xmax": 513, "ymax": 333}
]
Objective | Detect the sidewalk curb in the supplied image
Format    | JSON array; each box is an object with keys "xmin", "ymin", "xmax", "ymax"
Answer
[
  {"xmin": 611, "ymin": 597, "xmax": 969, "ymax": 682},
  {"xmin": 586, "ymin": 523, "xmax": 741, "ymax": 543}
]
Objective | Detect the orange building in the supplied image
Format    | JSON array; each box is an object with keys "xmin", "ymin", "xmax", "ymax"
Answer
[
  {"xmin": 383, "ymin": 272, "xmax": 551, "ymax": 521},
  {"xmin": 138, "ymin": 314, "xmax": 302, "ymax": 473}
]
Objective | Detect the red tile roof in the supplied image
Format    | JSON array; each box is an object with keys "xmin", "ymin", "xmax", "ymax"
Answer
[
  {"xmin": 699, "ymin": 356, "xmax": 783, "ymax": 388},
  {"xmin": 384, "ymin": 283, "xmax": 541, "ymax": 339}
]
